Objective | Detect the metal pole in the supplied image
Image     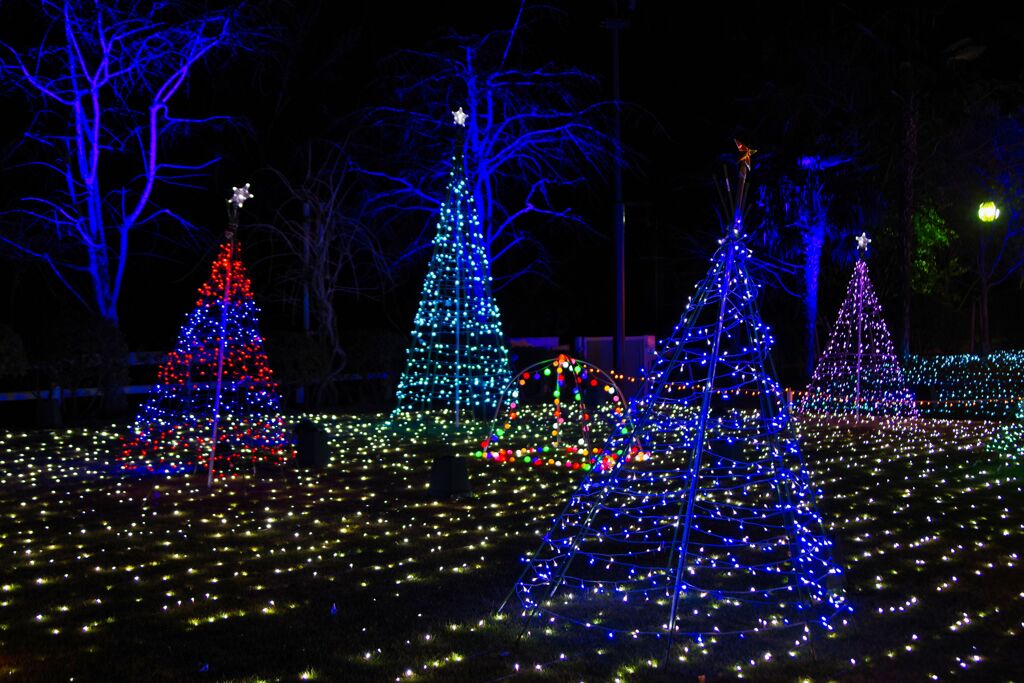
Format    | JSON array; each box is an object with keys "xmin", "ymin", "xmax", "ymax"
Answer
[
  {"xmin": 298, "ymin": 201, "xmax": 311, "ymax": 406},
  {"xmin": 208, "ymin": 184, "xmax": 252, "ymax": 487},
  {"xmin": 208, "ymin": 224, "xmax": 236, "ymax": 488},
  {"xmin": 979, "ymin": 235, "xmax": 990, "ymax": 357},
  {"xmin": 666, "ymin": 146, "xmax": 751, "ymax": 654},
  {"xmin": 454, "ymin": 224, "xmax": 462, "ymax": 429},
  {"xmin": 606, "ymin": 14, "xmax": 627, "ymax": 374},
  {"xmin": 855, "ymin": 262, "xmax": 864, "ymax": 413},
  {"xmin": 665, "ymin": 236, "xmax": 732, "ymax": 644}
]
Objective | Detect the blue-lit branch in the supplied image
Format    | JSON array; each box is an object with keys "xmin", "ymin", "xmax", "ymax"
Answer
[
  {"xmin": 755, "ymin": 175, "xmax": 835, "ymax": 378},
  {"xmin": 358, "ymin": 18, "xmax": 624, "ymax": 285},
  {"xmin": 0, "ymin": 0, "xmax": 247, "ymax": 324}
]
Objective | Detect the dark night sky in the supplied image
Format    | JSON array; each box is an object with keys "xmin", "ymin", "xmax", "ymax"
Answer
[{"xmin": 3, "ymin": 1, "xmax": 1024, "ymax": 387}]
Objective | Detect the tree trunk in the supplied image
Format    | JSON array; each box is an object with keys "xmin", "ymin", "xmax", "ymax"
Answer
[
  {"xmin": 803, "ymin": 221, "xmax": 824, "ymax": 378},
  {"xmin": 98, "ymin": 317, "xmax": 129, "ymax": 417}
]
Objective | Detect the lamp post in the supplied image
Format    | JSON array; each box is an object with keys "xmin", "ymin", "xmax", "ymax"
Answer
[
  {"xmin": 603, "ymin": 11, "xmax": 628, "ymax": 374},
  {"xmin": 976, "ymin": 201, "xmax": 999, "ymax": 357}
]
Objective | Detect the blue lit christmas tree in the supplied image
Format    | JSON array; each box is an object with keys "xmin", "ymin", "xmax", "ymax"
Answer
[
  {"xmin": 504, "ymin": 144, "xmax": 847, "ymax": 645},
  {"xmin": 799, "ymin": 234, "xmax": 918, "ymax": 416},
  {"xmin": 121, "ymin": 185, "xmax": 293, "ymax": 480},
  {"xmin": 393, "ymin": 107, "xmax": 511, "ymax": 424}
]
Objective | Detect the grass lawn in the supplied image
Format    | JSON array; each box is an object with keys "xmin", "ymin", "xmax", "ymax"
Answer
[{"xmin": 0, "ymin": 414, "xmax": 1022, "ymax": 681}]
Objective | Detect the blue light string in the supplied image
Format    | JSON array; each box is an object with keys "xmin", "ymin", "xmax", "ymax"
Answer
[{"xmin": 507, "ymin": 227, "xmax": 849, "ymax": 639}]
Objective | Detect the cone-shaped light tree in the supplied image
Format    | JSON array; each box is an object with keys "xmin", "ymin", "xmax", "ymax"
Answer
[
  {"xmin": 121, "ymin": 185, "xmax": 293, "ymax": 480},
  {"xmin": 800, "ymin": 233, "xmax": 918, "ymax": 416},
  {"xmin": 503, "ymin": 143, "xmax": 847, "ymax": 646},
  {"xmin": 393, "ymin": 107, "xmax": 512, "ymax": 426}
]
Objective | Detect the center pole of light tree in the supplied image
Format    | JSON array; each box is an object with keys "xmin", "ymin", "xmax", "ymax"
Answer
[
  {"xmin": 208, "ymin": 183, "xmax": 253, "ymax": 488},
  {"xmin": 666, "ymin": 141, "xmax": 753, "ymax": 652},
  {"xmin": 454, "ymin": 222, "xmax": 462, "ymax": 429},
  {"xmin": 452, "ymin": 107, "xmax": 467, "ymax": 429},
  {"xmin": 854, "ymin": 233, "xmax": 870, "ymax": 414},
  {"xmin": 855, "ymin": 264, "xmax": 864, "ymax": 412}
]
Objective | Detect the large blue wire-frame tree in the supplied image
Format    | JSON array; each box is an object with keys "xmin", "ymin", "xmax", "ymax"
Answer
[
  {"xmin": 502, "ymin": 145, "xmax": 847, "ymax": 648},
  {"xmin": 393, "ymin": 109, "xmax": 511, "ymax": 426}
]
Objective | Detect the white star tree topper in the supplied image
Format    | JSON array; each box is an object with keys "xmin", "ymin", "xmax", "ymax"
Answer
[
  {"xmin": 856, "ymin": 232, "xmax": 871, "ymax": 255},
  {"xmin": 451, "ymin": 106, "xmax": 468, "ymax": 127},
  {"xmin": 229, "ymin": 183, "xmax": 253, "ymax": 209}
]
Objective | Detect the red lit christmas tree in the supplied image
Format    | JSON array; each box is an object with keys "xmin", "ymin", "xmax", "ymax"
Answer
[{"xmin": 121, "ymin": 185, "xmax": 293, "ymax": 477}]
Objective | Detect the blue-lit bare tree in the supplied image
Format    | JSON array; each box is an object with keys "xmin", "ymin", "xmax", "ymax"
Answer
[
  {"xmin": 358, "ymin": 9, "xmax": 622, "ymax": 285},
  {"xmin": 0, "ymin": 0, "xmax": 247, "ymax": 326},
  {"xmin": 755, "ymin": 171, "xmax": 838, "ymax": 377}
]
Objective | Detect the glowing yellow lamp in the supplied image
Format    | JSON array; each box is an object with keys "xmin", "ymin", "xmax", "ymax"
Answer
[{"xmin": 978, "ymin": 201, "xmax": 1000, "ymax": 222}]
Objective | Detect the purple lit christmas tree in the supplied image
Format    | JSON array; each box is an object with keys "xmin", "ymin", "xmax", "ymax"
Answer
[
  {"xmin": 121, "ymin": 185, "xmax": 293, "ymax": 479},
  {"xmin": 503, "ymin": 144, "xmax": 847, "ymax": 645},
  {"xmin": 800, "ymin": 233, "xmax": 917, "ymax": 416}
]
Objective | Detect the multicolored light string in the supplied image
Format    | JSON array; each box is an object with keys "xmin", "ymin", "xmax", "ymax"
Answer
[
  {"xmin": 904, "ymin": 350, "xmax": 1024, "ymax": 421},
  {"xmin": 474, "ymin": 354, "xmax": 632, "ymax": 472},
  {"xmin": 1, "ymin": 410, "xmax": 1021, "ymax": 680}
]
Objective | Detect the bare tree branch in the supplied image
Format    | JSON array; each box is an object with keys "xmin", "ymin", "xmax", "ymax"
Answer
[
  {"xmin": 356, "ymin": 17, "xmax": 625, "ymax": 286},
  {"xmin": 0, "ymin": 1, "xmax": 252, "ymax": 324}
]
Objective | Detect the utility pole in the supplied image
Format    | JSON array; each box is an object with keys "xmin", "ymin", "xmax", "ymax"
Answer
[
  {"xmin": 604, "ymin": 4, "xmax": 630, "ymax": 373},
  {"xmin": 298, "ymin": 201, "xmax": 311, "ymax": 406}
]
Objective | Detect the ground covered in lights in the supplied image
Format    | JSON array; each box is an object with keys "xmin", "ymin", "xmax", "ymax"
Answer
[{"xmin": 1, "ymin": 414, "xmax": 1022, "ymax": 682}]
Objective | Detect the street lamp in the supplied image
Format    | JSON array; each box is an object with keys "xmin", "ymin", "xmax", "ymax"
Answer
[
  {"xmin": 978, "ymin": 201, "xmax": 1000, "ymax": 222},
  {"xmin": 975, "ymin": 201, "xmax": 999, "ymax": 356}
]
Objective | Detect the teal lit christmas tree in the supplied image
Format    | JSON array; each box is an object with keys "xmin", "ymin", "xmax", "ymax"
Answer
[
  {"xmin": 799, "ymin": 233, "xmax": 918, "ymax": 416},
  {"xmin": 393, "ymin": 107, "xmax": 511, "ymax": 424},
  {"xmin": 121, "ymin": 185, "xmax": 293, "ymax": 481},
  {"xmin": 504, "ymin": 144, "xmax": 847, "ymax": 645}
]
